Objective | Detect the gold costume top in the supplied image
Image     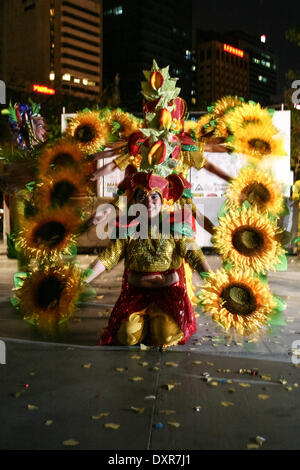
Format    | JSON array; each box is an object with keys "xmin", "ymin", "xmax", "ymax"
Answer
[
  {"xmin": 292, "ymin": 180, "xmax": 300, "ymax": 203},
  {"xmin": 98, "ymin": 234, "xmax": 206, "ymax": 273}
]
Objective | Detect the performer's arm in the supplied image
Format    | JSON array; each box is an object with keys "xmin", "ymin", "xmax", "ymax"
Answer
[
  {"xmin": 90, "ymin": 161, "xmax": 118, "ymax": 181},
  {"xmin": 85, "ymin": 238, "xmax": 126, "ymax": 282},
  {"xmin": 203, "ymin": 161, "xmax": 232, "ymax": 182},
  {"xmin": 177, "ymin": 237, "xmax": 212, "ymax": 276}
]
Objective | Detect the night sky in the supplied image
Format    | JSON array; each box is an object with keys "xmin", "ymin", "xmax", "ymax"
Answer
[{"xmin": 192, "ymin": 0, "xmax": 300, "ymax": 97}]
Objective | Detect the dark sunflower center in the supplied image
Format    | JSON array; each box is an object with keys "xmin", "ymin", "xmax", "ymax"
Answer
[
  {"xmin": 35, "ymin": 275, "xmax": 65, "ymax": 310},
  {"xmin": 240, "ymin": 182, "xmax": 271, "ymax": 207},
  {"xmin": 34, "ymin": 221, "xmax": 67, "ymax": 248},
  {"xmin": 52, "ymin": 152, "xmax": 76, "ymax": 167},
  {"xmin": 75, "ymin": 124, "xmax": 96, "ymax": 143},
  {"xmin": 221, "ymin": 283, "xmax": 257, "ymax": 316},
  {"xmin": 232, "ymin": 226, "xmax": 265, "ymax": 256},
  {"xmin": 248, "ymin": 138, "xmax": 271, "ymax": 155},
  {"xmin": 51, "ymin": 181, "xmax": 76, "ymax": 207}
]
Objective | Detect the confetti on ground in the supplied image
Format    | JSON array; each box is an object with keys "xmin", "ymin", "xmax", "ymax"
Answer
[
  {"xmin": 14, "ymin": 392, "xmax": 23, "ymax": 398},
  {"xmin": 159, "ymin": 410, "xmax": 176, "ymax": 415},
  {"xmin": 29, "ymin": 372, "xmax": 36, "ymax": 376},
  {"xmin": 206, "ymin": 362, "xmax": 214, "ymax": 366},
  {"xmin": 193, "ymin": 361, "xmax": 202, "ymax": 365},
  {"xmin": 165, "ymin": 362, "xmax": 179, "ymax": 367},
  {"xmin": 217, "ymin": 369, "xmax": 230, "ymax": 373},
  {"xmin": 105, "ymin": 423, "xmax": 120, "ymax": 430},
  {"xmin": 154, "ymin": 423, "xmax": 163, "ymax": 429},
  {"xmin": 130, "ymin": 377, "xmax": 144, "ymax": 382},
  {"xmin": 27, "ymin": 404, "xmax": 38, "ymax": 411},
  {"xmin": 194, "ymin": 406, "xmax": 202, "ymax": 412},
  {"xmin": 140, "ymin": 344, "xmax": 149, "ymax": 351},
  {"xmin": 91, "ymin": 412, "xmax": 110, "ymax": 420},
  {"xmin": 278, "ymin": 379, "xmax": 287, "ymax": 385},
  {"xmin": 228, "ymin": 388, "xmax": 236, "ymax": 393},
  {"xmin": 247, "ymin": 443, "xmax": 260, "ymax": 450},
  {"xmin": 294, "ymin": 383, "xmax": 299, "ymax": 388},
  {"xmin": 144, "ymin": 395, "xmax": 156, "ymax": 400},
  {"xmin": 131, "ymin": 355, "xmax": 141, "ymax": 360},
  {"xmin": 139, "ymin": 362, "xmax": 149, "ymax": 367},
  {"xmin": 239, "ymin": 383, "xmax": 251, "ymax": 388},
  {"xmin": 82, "ymin": 363, "xmax": 92, "ymax": 369},
  {"xmin": 130, "ymin": 406, "xmax": 145, "ymax": 414},
  {"xmin": 45, "ymin": 420, "xmax": 53, "ymax": 426},
  {"xmin": 221, "ymin": 401, "xmax": 234, "ymax": 407},
  {"xmin": 260, "ymin": 374, "xmax": 272, "ymax": 381},
  {"xmin": 152, "ymin": 366, "xmax": 160, "ymax": 371},
  {"xmin": 168, "ymin": 421, "xmax": 180, "ymax": 428},
  {"xmin": 208, "ymin": 381, "xmax": 219, "ymax": 387},
  {"xmin": 163, "ymin": 382, "xmax": 181, "ymax": 391},
  {"xmin": 285, "ymin": 386, "xmax": 293, "ymax": 391},
  {"xmin": 63, "ymin": 439, "xmax": 79, "ymax": 447},
  {"xmin": 258, "ymin": 394, "xmax": 270, "ymax": 400},
  {"xmin": 97, "ymin": 295, "xmax": 104, "ymax": 299},
  {"xmin": 115, "ymin": 368, "xmax": 125, "ymax": 372}
]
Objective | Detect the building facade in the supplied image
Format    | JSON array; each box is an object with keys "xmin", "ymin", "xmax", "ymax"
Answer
[
  {"xmin": 1, "ymin": 0, "xmax": 103, "ymax": 101},
  {"xmin": 194, "ymin": 31, "xmax": 249, "ymax": 108},
  {"xmin": 194, "ymin": 30, "xmax": 278, "ymax": 108},
  {"xmin": 102, "ymin": 0, "xmax": 194, "ymax": 111}
]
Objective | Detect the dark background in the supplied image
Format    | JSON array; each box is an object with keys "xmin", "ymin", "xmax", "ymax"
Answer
[{"xmin": 192, "ymin": 0, "xmax": 300, "ymax": 96}]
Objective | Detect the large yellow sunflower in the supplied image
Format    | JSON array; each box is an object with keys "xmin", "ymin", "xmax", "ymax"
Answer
[
  {"xmin": 105, "ymin": 109, "xmax": 142, "ymax": 138},
  {"xmin": 65, "ymin": 111, "xmax": 109, "ymax": 154},
  {"xmin": 200, "ymin": 268, "xmax": 277, "ymax": 335},
  {"xmin": 212, "ymin": 96, "xmax": 244, "ymax": 138},
  {"xmin": 38, "ymin": 141, "xmax": 86, "ymax": 178},
  {"xmin": 184, "ymin": 120, "xmax": 197, "ymax": 134},
  {"xmin": 195, "ymin": 114, "xmax": 214, "ymax": 142},
  {"xmin": 212, "ymin": 205, "xmax": 285, "ymax": 273},
  {"xmin": 17, "ymin": 208, "xmax": 81, "ymax": 259},
  {"xmin": 211, "ymin": 96, "xmax": 244, "ymax": 119},
  {"xmin": 227, "ymin": 121, "xmax": 286, "ymax": 160},
  {"xmin": 225, "ymin": 102, "xmax": 275, "ymax": 134},
  {"xmin": 226, "ymin": 167, "xmax": 284, "ymax": 217},
  {"xmin": 18, "ymin": 264, "xmax": 81, "ymax": 332},
  {"xmin": 36, "ymin": 167, "xmax": 89, "ymax": 209}
]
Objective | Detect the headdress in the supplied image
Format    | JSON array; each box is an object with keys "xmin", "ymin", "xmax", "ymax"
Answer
[{"xmin": 8, "ymin": 101, "xmax": 45, "ymax": 150}]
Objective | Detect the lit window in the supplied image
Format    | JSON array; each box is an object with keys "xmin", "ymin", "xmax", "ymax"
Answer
[
  {"xmin": 83, "ymin": 79, "xmax": 88, "ymax": 85},
  {"xmin": 113, "ymin": 6, "xmax": 123, "ymax": 15},
  {"xmin": 260, "ymin": 34, "xmax": 266, "ymax": 43},
  {"xmin": 258, "ymin": 75, "xmax": 267, "ymax": 83},
  {"xmin": 191, "ymin": 97, "xmax": 196, "ymax": 105},
  {"xmin": 186, "ymin": 50, "xmax": 191, "ymax": 60},
  {"xmin": 104, "ymin": 9, "xmax": 113, "ymax": 15},
  {"xmin": 50, "ymin": 8, "xmax": 55, "ymax": 16},
  {"xmin": 253, "ymin": 58, "xmax": 260, "ymax": 64},
  {"xmin": 192, "ymin": 65, "xmax": 196, "ymax": 71},
  {"xmin": 74, "ymin": 78, "xmax": 80, "ymax": 84},
  {"xmin": 191, "ymin": 90, "xmax": 195, "ymax": 96},
  {"xmin": 88, "ymin": 80, "xmax": 96, "ymax": 86},
  {"xmin": 49, "ymin": 72, "xmax": 55, "ymax": 81},
  {"xmin": 62, "ymin": 73, "xmax": 71, "ymax": 81}
]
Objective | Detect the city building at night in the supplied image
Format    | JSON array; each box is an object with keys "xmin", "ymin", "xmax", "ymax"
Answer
[
  {"xmin": 194, "ymin": 30, "xmax": 278, "ymax": 108},
  {"xmin": 102, "ymin": 0, "xmax": 194, "ymax": 111},
  {"xmin": 193, "ymin": 30, "xmax": 249, "ymax": 108},
  {"xmin": 0, "ymin": 0, "xmax": 103, "ymax": 101}
]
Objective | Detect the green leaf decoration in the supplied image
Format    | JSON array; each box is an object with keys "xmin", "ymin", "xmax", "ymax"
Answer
[
  {"xmin": 268, "ymin": 310, "xmax": 286, "ymax": 327},
  {"xmin": 25, "ymin": 181, "xmax": 36, "ymax": 192},
  {"xmin": 10, "ymin": 296, "xmax": 20, "ymax": 307},
  {"xmin": 14, "ymin": 272, "xmax": 28, "ymax": 289},
  {"xmin": 218, "ymin": 200, "xmax": 228, "ymax": 218},
  {"xmin": 207, "ymin": 106, "xmax": 214, "ymax": 113},
  {"xmin": 279, "ymin": 199, "xmax": 290, "ymax": 216},
  {"xmin": 273, "ymin": 254, "xmax": 288, "ymax": 271},
  {"xmin": 66, "ymin": 244, "xmax": 77, "ymax": 257},
  {"xmin": 223, "ymin": 260, "xmax": 233, "ymax": 271},
  {"xmin": 199, "ymin": 272, "xmax": 211, "ymax": 279},
  {"xmin": 111, "ymin": 120, "xmax": 121, "ymax": 133},
  {"xmin": 241, "ymin": 200, "xmax": 252, "ymax": 210},
  {"xmin": 77, "ymin": 285, "xmax": 97, "ymax": 303},
  {"xmin": 209, "ymin": 120, "xmax": 217, "ymax": 127},
  {"xmin": 8, "ymin": 101, "xmax": 18, "ymax": 123},
  {"xmin": 6, "ymin": 234, "xmax": 18, "ymax": 259},
  {"xmin": 181, "ymin": 145, "xmax": 198, "ymax": 151},
  {"xmin": 294, "ymin": 237, "xmax": 300, "ymax": 244},
  {"xmin": 257, "ymin": 272, "xmax": 268, "ymax": 284},
  {"xmin": 272, "ymin": 294, "xmax": 286, "ymax": 312},
  {"xmin": 82, "ymin": 268, "xmax": 94, "ymax": 280},
  {"xmin": 267, "ymin": 108, "xmax": 275, "ymax": 117},
  {"xmin": 183, "ymin": 188, "xmax": 193, "ymax": 199}
]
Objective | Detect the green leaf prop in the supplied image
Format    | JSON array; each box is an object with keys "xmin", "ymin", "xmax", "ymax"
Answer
[
  {"xmin": 25, "ymin": 181, "xmax": 36, "ymax": 192},
  {"xmin": 218, "ymin": 200, "xmax": 228, "ymax": 218},
  {"xmin": 10, "ymin": 296, "xmax": 20, "ymax": 307},
  {"xmin": 14, "ymin": 272, "xmax": 28, "ymax": 289},
  {"xmin": 77, "ymin": 285, "xmax": 97, "ymax": 303},
  {"xmin": 273, "ymin": 254, "xmax": 288, "ymax": 271}
]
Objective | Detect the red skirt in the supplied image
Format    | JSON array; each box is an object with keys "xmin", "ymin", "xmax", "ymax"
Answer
[{"xmin": 98, "ymin": 263, "xmax": 197, "ymax": 345}]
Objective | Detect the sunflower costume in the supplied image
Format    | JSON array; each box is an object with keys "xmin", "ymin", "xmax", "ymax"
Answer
[{"xmin": 97, "ymin": 168, "xmax": 208, "ymax": 347}]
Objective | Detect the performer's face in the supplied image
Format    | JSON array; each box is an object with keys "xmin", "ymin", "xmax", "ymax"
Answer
[
  {"xmin": 135, "ymin": 189, "xmax": 162, "ymax": 219},
  {"xmin": 32, "ymin": 117, "xmax": 48, "ymax": 143}
]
